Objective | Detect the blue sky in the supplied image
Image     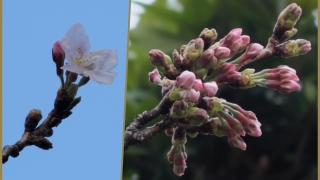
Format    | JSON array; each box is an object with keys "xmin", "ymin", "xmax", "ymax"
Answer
[{"xmin": 2, "ymin": 1, "xmax": 129, "ymax": 180}]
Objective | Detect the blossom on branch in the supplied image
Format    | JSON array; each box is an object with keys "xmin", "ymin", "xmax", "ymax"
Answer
[{"xmin": 60, "ymin": 23, "xmax": 118, "ymax": 85}]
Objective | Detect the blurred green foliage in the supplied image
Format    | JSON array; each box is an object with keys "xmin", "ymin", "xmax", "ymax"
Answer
[{"xmin": 124, "ymin": 0, "xmax": 317, "ymax": 179}]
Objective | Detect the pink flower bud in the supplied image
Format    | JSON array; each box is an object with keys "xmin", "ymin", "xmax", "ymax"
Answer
[
  {"xmin": 227, "ymin": 38, "xmax": 243, "ymax": 57},
  {"xmin": 52, "ymin": 41, "xmax": 65, "ymax": 62},
  {"xmin": 167, "ymin": 146, "xmax": 176, "ymax": 163},
  {"xmin": 219, "ymin": 111, "xmax": 245, "ymax": 136},
  {"xmin": 217, "ymin": 62, "xmax": 237, "ymax": 74},
  {"xmin": 173, "ymin": 156, "xmax": 187, "ymax": 176},
  {"xmin": 52, "ymin": 41, "xmax": 65, "ymax": 76},
  {"xmin": 192, "ymin": 79, "xmax": 203, "ymax": 92},
  {"xmin": 148, "ymin": 69, "xmax": 162, "ymax": 85},
  {"xmin": 219, "ymin": 118, "xmax": 246, "ymax": 150},
  {"xmin": 214, "ymin": 47, "xmax": 231, "ymax": 59},
  {"xmin": 149, "ymin": 49, "xmax": 171, "ymax": 67},
  {"xmin": 265, "ymin": 79, "xmax": 300, "ymax": 94},
  {"xmin": 280, "ymin": 80, "xmax": 301, "ymax": 93},
  {"xmin": 197, "ymin": 49, "xmax": 217, "ymax": 69},
  {"xmin": 242, "ymin": 43, "xmax": 264, "ymax": 60},
  {"xmin": 219, "ymin": 28, "xmax": 242, "ymax": 47},
  {"xmin": 239, "ymin": 35, "xmax": 250, "ymax": 51},
  {"xmin": 277, "ymin": 3, "xmax": 302, "ymax": 29},
  {"xmin": 182, "ymin": 89, "xmax": 200, "ymax": 104},
  {"xmin": 296, "ymin": 39, "xmax": 311, "ymax": 55},
  {"xmin": 203, "ymin": 81, "xmax": 218, "ymax": 97},
  {"xmin": 228, "ymin": 134, "xmax": 247, "ymax": 151},
  {"xmin": 175, "ymin": 71, "xmax": 196, "ymax": 89},
  {"xmin": 244, "ymin": 120, "xmax": 262, "ymax": 137},
  {"xmin": 216, "ymin": 71, "xmax": 241, "ymax": 84}
]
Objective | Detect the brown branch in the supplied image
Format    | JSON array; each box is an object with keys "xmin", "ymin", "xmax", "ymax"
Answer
[
  {"xmin": 2, "ymin": 88, "xmax": 81, "ymax": 164},
  {"xmin": 123, "ymin": 116, "xmax": 172, "ymax": 150},
  {"xmin": 124, "ymin": 91, "xmax": 174, "ymax": 150}
]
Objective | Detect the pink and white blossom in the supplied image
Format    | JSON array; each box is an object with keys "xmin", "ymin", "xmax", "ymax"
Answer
[{"xmin": 60, "ymin": 23, "xmax": 117, "ymax": 85}]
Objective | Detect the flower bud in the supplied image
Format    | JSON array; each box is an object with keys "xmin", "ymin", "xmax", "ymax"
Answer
[
  {"xmin": 68, "ymin": 72, "xmax": 78, "ymax": 82},
  {"xmin": 192, "ymin": 79, "xmax": 203, "ymax": 92},
  {"xmin": 24, "ymin": 109, "xmax": 42, "ymax": 132},
  {"xmin": 196, "ymin": 49, "xmax": 217, "ymax": 69},
  {"xmin": 175, "ymin": 71, "xmax": 196, "ymax": 89},
  {"xmin": 214, "ymin": 46, "xmax": 231, "ymax": 60},
  {"xmin": 219, "ymin": 28, "xmax": 242, "ymax": 47},
  {"xmin": 173, "ymin": 156, "xmax": 187, "ymax": 176},
  {"xmin": 203, "ymin": 81, "xmax": 218, "ymax": 97},
  {"xmin": 205, "ymin": 62, "xmax": 237, "ymax": 81},
  {"xmin": 238, "ymin": 35, "xmax": 250, "ymax": 52},
  {"xmin": 170, "ymin": 100, "xmax": 189, "ymax": 118},
  {"xmin": 78, "ymin": 76, "xmax": 90, "ymax": 87},
  {"xmin": 207, "ymin": 118, "xmax": 226, "ymax": 136},
  {"xmin": 182, "ymin": 89, "xmax": 200, "ymax": 104},
  {"xmin": 52, "ymin": 41, "xmax": 65, "ymax": 76},
  {"xmin": 180, "ymin": 45, "xmax": 187, "ymax": 54},
  {"xmin": 148, "ymin": 69, "xmax": 162, "ymax": 85},
  {"xmin": 149, "ymin": 49, "xmax": 171, "ymax": 65},
  {"xmin": 223, "ymin": 102, "xmax": 262, "ymax": 137},
  {"xmin": 277, "ymin": 3, "xmax": 302, "ymax": 29},
  {"xmin": 33, "ymin": 137, "xmax": 53, "ymax": 150},
  {"xmin": 215, "ymin": 71, "xmax": 241, "ymax": 85},
  {"xmin": 242, "ymin": 43, "xmax": 264, "ymax": 60},
  {"xmin": 167, "ymin": 145, "xmax": 176, "ymax": 163},
  {"xmin": 279, "ymin": 28, "xmax": 298, "ymax": 42},
  {"xmin": 185, "ymin": 107, "xmax": 209, "ymax": 126},
  {"xmin": 218, "ymin": 111, "xmax": 245, "ymax": 136},
  {"xmin": 228, "ymin": 134, "xmax": 247, "ymax": 151},
  {"xmin": 172, "ymin": 49, "xmax": 182, "ymax": 69},
  {"xmin": 296, "ymin": 39, "xmax": 312, "ymax": 55},
  {"xmin": 218, "ymin": 117, "xmax": 247, "ymax": 150},
  {"xmin": 182, "ymin": 38, "xmax": 204, "ymax": 65},
  {"xmin": 199, "ymin": 28, "xmax": 218, "ymax": 49},
  {"xmin": 278, "ymin": 79, "xmax": 301, "ymax": 93},
  {"xmin": 273, "ymin": 39, "xmax": 311, "ymax": 58}
]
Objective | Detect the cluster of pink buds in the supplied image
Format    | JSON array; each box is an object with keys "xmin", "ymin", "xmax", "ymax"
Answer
[{"xmin": 144, "ymin": 3, "xmax": 311, "ymax": 176}]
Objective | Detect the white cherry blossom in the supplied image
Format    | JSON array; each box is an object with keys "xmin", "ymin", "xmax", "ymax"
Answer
[{"xmin": 60, "ymin": 23, "xmax": 117, "ymax": 85}]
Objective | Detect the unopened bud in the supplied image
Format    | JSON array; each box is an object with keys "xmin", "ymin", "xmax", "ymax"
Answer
[
  {"xmin": 185, "ymin": 107, "xmax": 209, "ymax": 126},
  {"xmin": 149, "ymin": 49, "xmax": 172, "ymax": 67},
  {"xmin": 214, "ymin": 46, "xmax": 231, "ymax": 60},
  {"xmin": 68, "ymin": 72, "xmax": 78, "ymax": 82},
  {"xmin": 24, "ymin": 109, "xmax": 42, "ymax": 131},
  {"xmin": 203, "ymin": 81, "xmax": 218, "ymax": 97},
  {"xmin": 196, "ymin": 49, "xmax": 217, "ymax": 69},
  {"xmin": 199, "ymin": 28, "xmax": 218, "ymax": 49},
  {"xmin": 175, "ymin": 71, "xmax": 196, "ymax": 89},
  {"xmin": 52, "ymin": 41, "xmax": 65, "ymax": 76},
  {"xmin": 182, "ymin": 38, "xmax": 204, "ymax": 65},
  {"xmin": 148, "ymin": 69, "xmax": 162, "ymax": 85},
  {"xmin": 78, "ymin": 76, "xmax": 90, "ymax": 87},
  {"xmin": 170, "ymin": 100, "xmax": 189, "ymax": 118}
]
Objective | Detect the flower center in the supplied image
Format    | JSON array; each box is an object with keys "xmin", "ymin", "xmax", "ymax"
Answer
[{"xmin": 74, "ymin": 48, "xmax": 91, "ymax": 67}]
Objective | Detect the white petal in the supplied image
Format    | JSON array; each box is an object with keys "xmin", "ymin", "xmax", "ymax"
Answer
[
  {"xmin": 83, "ymin": 70, "xmax": 117, "ymax": 85},
  {"xmin": 86, "ymin": 49, "xmax": 118, "ymax": 71},
  {"xmin": 60, "ymin": 23, "xmax": 91, "ymax": 62},
  {"xmin": 61, "ymin": 63, "xmax": 84, "ymax": 74}
]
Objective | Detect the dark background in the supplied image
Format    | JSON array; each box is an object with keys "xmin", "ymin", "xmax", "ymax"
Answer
[{"xmin": 123, "ymin": 0, "xmax": 318, "ymax": 179}]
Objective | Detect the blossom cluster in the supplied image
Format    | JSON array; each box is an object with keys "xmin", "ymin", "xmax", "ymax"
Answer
[{"xmin": 146, "ymin": 3, "xmax": 311, "ymax": 176}]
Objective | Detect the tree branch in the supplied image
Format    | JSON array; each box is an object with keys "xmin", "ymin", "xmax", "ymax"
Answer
[{"xmin": 2, "ymin": 88, "xmax": 81, "ymax": 163}]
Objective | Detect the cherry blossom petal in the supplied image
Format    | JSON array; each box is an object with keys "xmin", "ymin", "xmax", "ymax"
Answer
[{"xmin": 83, "ymin": 70, "xmax": 117, "ymax": 85}]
